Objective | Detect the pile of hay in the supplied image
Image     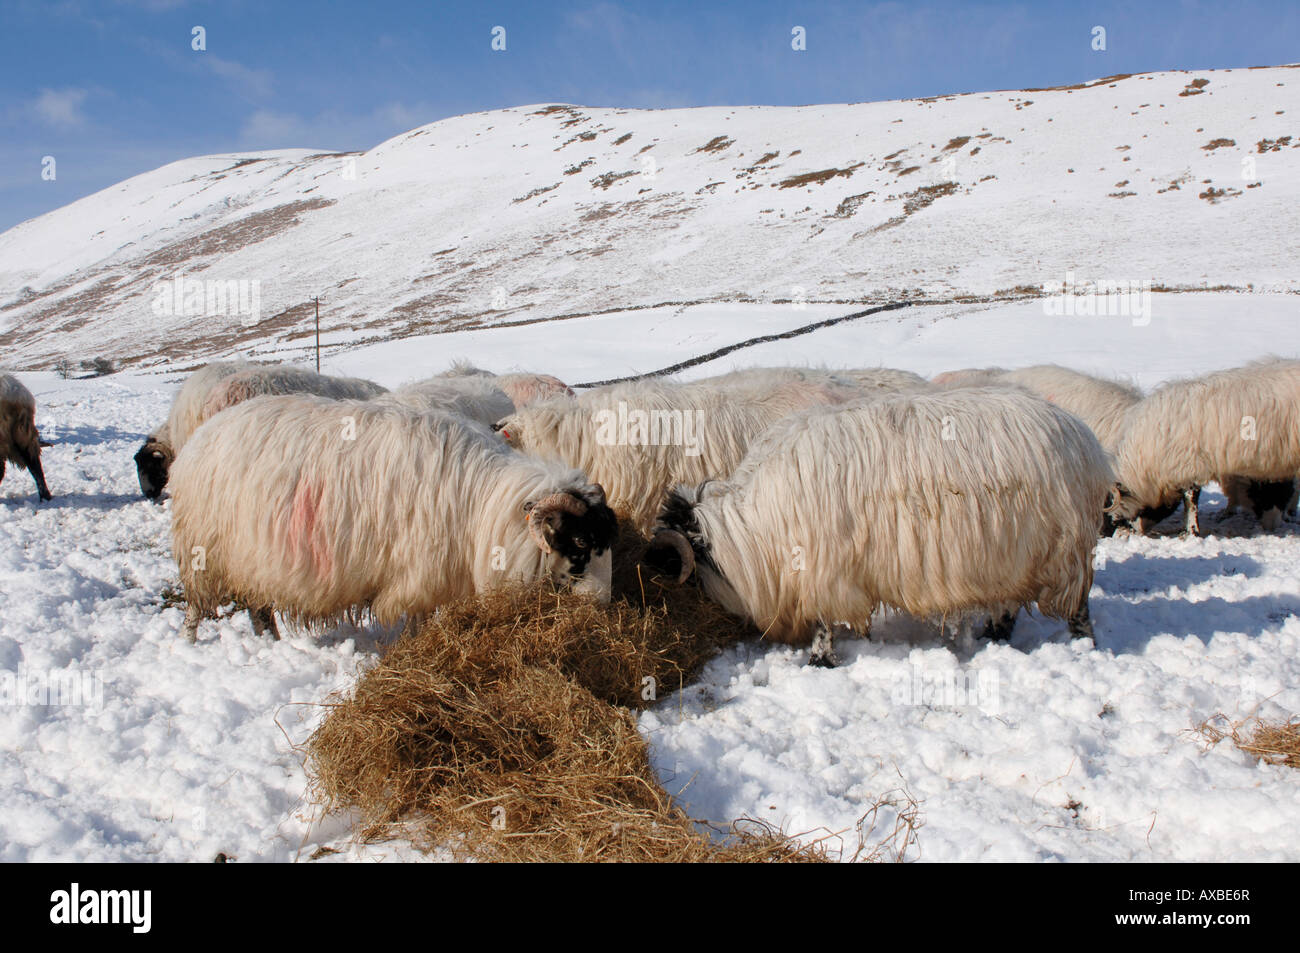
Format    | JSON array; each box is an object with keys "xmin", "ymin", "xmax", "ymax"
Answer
[
  {"xmin": 306, "ymin": 522, "xmax": 828, "ymax": 862},
  {"xmin": 1197, "ymin": 714, "xmax": 1300, "ymax": 769}
]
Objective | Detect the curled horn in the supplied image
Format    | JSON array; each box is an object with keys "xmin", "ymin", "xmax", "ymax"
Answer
[
  {"xmin": 650, "ymin": 529, "xmax": 695, "ymax": 585},
  {"xmin": 524, "ymin": 492, "xmax": 588, "ymax": 553}
]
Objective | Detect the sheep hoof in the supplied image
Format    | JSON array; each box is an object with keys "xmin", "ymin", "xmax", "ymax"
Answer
[
  {"xmin": 250, "ymin": 607, "xmax": 280, "ymax": 641},
  {"xmin": 182, "ymin": 604, "xmax": 202, "ymax": 644},
  {"xmin": 809, "ymin": 622, "xmax": 839, "ymax": 667},
  {"xmin": 981, "ymin": 611, "xmax": 1017, "ymax": 641},
  {"xmin": 1068, "ymin": 606, "xmax": 1094, "ymax": 641}
]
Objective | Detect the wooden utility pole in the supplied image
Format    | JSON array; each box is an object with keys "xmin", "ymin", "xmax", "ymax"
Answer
[{"xmin": 314, "ymin": 297, "xmax": 320, "ymax": 372}]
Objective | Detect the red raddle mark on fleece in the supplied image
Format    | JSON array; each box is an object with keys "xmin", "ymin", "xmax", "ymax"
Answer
[{"xmin": 288, "ymin": 476, "xmax": 334, "ymax": 581}]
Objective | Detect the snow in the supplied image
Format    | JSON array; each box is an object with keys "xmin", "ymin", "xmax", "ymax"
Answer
[{"xmin": 2, "ymin": 292, "xmax": 1298, "ymax": 862}]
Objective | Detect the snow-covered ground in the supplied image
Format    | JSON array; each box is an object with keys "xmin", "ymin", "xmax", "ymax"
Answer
[{"xmin": 2, "ymin": 295, "xmax": 1297, "ymax": 862}]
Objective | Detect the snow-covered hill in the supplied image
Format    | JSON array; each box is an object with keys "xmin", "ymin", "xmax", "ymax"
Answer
[{"xmin": 2, "ymin": 64, "xmax": 1297, "ymax": 370}]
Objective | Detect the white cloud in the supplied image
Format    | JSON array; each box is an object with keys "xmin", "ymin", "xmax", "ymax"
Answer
[
  {"xmin": 203, "ymin": 55, "xmax": 274, "ymax": 99},
  {"xmin": 32, "ymin": 88, "xmax": 89, "ymax": 128},
  {"xmin": 238, "ymin": 103, "xmax": 437, "ymax": 151},
  {"xmin": 240, "ymin": 109, "xmax": 313, "ymax": 145}
]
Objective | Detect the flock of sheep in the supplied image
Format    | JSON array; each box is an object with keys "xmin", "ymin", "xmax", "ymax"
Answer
[{"xmin": 2, "ymin": 354, "xmax": 1296, "ymax": 666}]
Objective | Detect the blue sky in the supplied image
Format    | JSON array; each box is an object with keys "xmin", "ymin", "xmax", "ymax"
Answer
[{"xmin": 2, "ymin": 0, "xmax": 1296, "ymax": 231}]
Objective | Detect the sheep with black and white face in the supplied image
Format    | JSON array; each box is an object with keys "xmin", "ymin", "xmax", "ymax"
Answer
[
  {"xmin": 647, "ymin": 387, "xmax": 1113, "ymax": 666},
  {"xmin": 169, "ymin": 395, "xmax": 617, "ymax": 642}
]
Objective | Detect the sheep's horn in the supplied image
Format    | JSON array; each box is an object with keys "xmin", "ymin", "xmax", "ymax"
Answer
[
  {"xmin": 525, "ymin": 492, "xmax": 588, "ymax": 553},
  {"xmin": 650, "ymin": 529, "xmax": 695, "ymax": 584}
]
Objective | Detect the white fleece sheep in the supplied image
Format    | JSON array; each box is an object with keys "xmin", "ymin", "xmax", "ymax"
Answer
[
  {"xmin": 497, "ymin": 372, "xmax": 863, "ymax": 530},
  {"xmin": 379, "ymin": 375, "xmax": 516, "ymax": 428},
  {"xmin": 930, "ymin": 366, "xmax": 1007, "ymax": 388},
  {"xmin": 169, "ymin": 395, "xmax": 618, "ymax": 641},
  {"xmin": 135, "ymin": 362, "xmax": 386, "ymax": 499},
  {"xmin": 700, "ymin": 365, "xmax": 926, "ymax": 395},
  {"xmin": 648, "ymin": 387, "xmax": 1113, "ymax": 665},
  {"xmin": 135, "ymin": 361, "xmax": 252, "ymax": 499},
  {"xmin": 436, "ymin": 361, "xmax": 575, "ymax": 408},
  {"xmin": 993, "ymin": 365, "xmax": 1143, "ymax": 454},
  {"xmin": 1109, "ymin": 358, "xmax": 1300, "ymax": 535},
  {"xmin": 0, "ymin": 374, "xmax": 52, "ymax": 501},
  {"xmin": 200, "ymin": 365, "xmax": 386, "ymax": 419}
]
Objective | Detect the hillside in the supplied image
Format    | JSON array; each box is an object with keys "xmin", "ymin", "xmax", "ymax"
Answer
[{"xmin": 1, "ymin": 64, "xmax": 1297, "ymax": 370}]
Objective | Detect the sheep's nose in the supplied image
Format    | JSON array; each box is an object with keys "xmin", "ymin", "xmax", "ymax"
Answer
[{"xmin": 571, "ymin": 550, "xmax": 613, "ymax": 604}]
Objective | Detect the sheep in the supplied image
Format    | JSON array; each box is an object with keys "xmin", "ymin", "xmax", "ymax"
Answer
[
  {"xmin": 495, "ymin": 372, "xmax": 864, "ymax": 530},
  {"xmin": 436, "ymin": 360, "xmax": 575, "ymax": 408},
  {"xmin": 645, "ymin": 388, "xmax": 1113, "ymax": 666},
  {"xmin": 930, "ymin": 366, "xmax": 1007, "ymax": 388},
  {"xmin": 380, "ymin": 375, "xmax": 516, "ymax": 428},
  {"xmin": 134, "ymin": 362, "xmax": 386, "ymax": 500},
  {"xmin": 994, "ymin": 365, "xmax": 1142, "ymax": 455},
  {"xmin": 200, "ymin": 365, "xmax": 386, "ymax": 419},
  {"xmin": 1108, "ymin": 359, "xmax": 1300, "ymax": 536},
  {"xmin": 0, "ymin": 374, "xmax": 52, "ymax": 501},
  {"xmin": 135, "ymin": 361, "xmax": 252, "ymax": 499},
  {"xmin": 169, "ymin": 395, "xmax": 618, "ymax": 642},
  {"xmin": 496, "ymin": 373, "xmax": 575, "ymax": 408},
  {"xmin": 832, "ymin": 367, "xmax": 928, "ymax": 392}
]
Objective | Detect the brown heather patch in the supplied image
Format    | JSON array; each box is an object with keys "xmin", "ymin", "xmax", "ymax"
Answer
[
  {"xmin": 1198, "ymin": 186, "xmax": 1241, "ymax": 203},
  {"xmin": 590, "ymin": 170, "xmax": 637, "ymax": 190},
  {"xmin": 693, "ymin": 136, "xmax": 735, "ymax": 154},
  {"xmin": 830, "ymin": 191, "xmax": 875, "ymax": 218},
  {"xmin": 556, "ymin": 130, "xmax": 598, "ymax": 150},
  {"xmin": 902, "ymin": 181, "xmax": 958, "ymax": 214},
  {"xmin": 744, "ymin": 151, "xmax": 780, "ymax": 173},
  {"xmin": 137, "ymin": 198, "xmax": 336, "ymax": 270},
  {"xmin": 612, "ymin": 133, "xmax": 632, "ymax": 146},
  {"xmin": 1256, "ymin": 136, "xmax": 1292, "ymax": 153},
  {"xmin": 777, "ymin": 162, "xmax": 865, "ymax": 189},
  {"xmin": 1202, "ymin": 138, "xmax": 1236, "ymax": 150},
  {"xmin": 859, "ymin": 181, "xmax": 959, "ymax": 236},
  {"xmin": 896, "ymin": 165, "xmax": 921, "ymax": 176},
  {"xmin": 942, "ymin": 136, "xmax": 971, "ymax": 151},
  {"xmin": 1017, "ymin": 73, "xmax": 1135, "ymax": 94},
  {"xmin": 513, "ymin": 183, "xmax": 560, "ymax": 203},
  {"xmin": 1179, "ymin": 78, "xmax": 1210, "ymax": 96}
]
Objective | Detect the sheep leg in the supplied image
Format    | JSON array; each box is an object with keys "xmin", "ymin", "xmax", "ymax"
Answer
[
  {"xmin": 17, "ymin": 446, "xmax": 51, "ymax": 501},
  {"xmin": 182, "ymin": 604, "xmax": 202, "ymax": 643},
  {"xmin": 1181, "ymin": 486, "xmax": 1201, "ymax": 537},
  {"xmin": 809, "ymin": 621, "xmax": 840, "ymax": 668},
  {"xmin": 1068, "ymin": 603, "xmax": 1094, "ymax": 641},
  {"xmin": 981, "ymin": 611, "xmax": 1017, "ymax": 641},
  {"xmin": 249, "ymin": 606, "xmax": 280, "ymax": 641}
]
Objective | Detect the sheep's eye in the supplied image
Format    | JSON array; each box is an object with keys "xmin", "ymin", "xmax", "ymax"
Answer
[{"xmin": 574, "ymin": 537, "xmax": 589, "ymax": 549}]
